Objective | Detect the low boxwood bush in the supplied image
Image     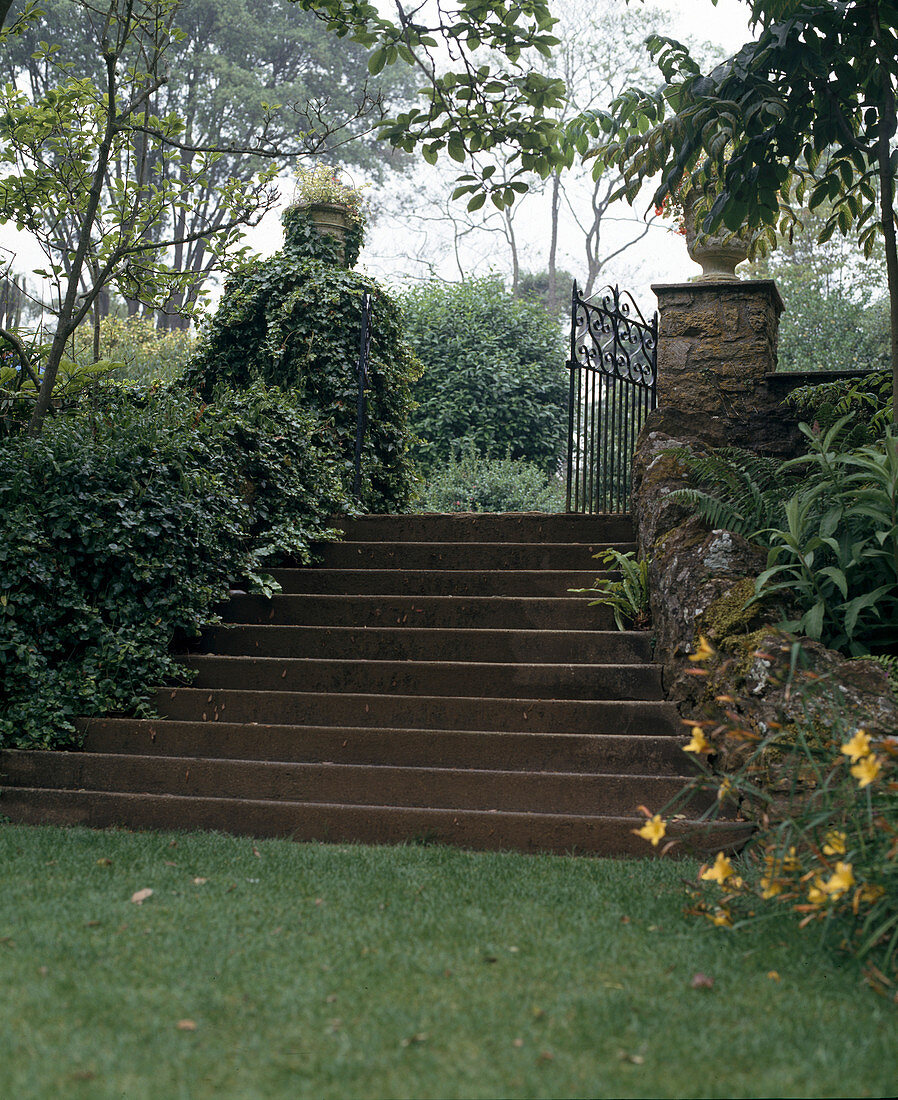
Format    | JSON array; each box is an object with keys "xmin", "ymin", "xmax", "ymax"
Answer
[
  {"xmin": 416, "ymin": 446, "xmax": 565, "ymax": 513},
  {"xmin": 0, "ymin": 382, "xmax": 347, "ymax": 749}
]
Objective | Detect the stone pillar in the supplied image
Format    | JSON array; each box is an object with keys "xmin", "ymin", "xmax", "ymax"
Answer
[{"xmin": 650, "ymin": 278, "xmax": 794, "ymax": 454}]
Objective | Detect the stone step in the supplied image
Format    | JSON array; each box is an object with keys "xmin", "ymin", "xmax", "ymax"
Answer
[
  {"xmin": 191, "ymin": 626, "xmax": 653, "ymax": 664},
  {"xmin": 217, "ymin": 594, "xmax": 613, "ymax": 631},
  {"xmin": 1, "ymin": 751, "xmax": 707, "ymax": 817},
  {"xmin": 266, "ymin": 568, "xmax": 608, "ymax": 597},
  {"xmin": 334, "ymin": 513, "xmax": 635, "ymax": 544},
  {"xmin": 0, "ymin": 787, "xmax": 752, "ymax": 857},
  {"xmin": 152, "ymin": 688, "xmax": 681, "ymax": 734},
  {"xmin": 312, "ymin": 541, "xmax": 634, "ymax": 571},
  {"xmin": 77, "ymin": 719, "xmax": 691, "ymax": 774},
  {"xmin": 180, "ymin": 656, "xmax": 664, "ymax": 701}
]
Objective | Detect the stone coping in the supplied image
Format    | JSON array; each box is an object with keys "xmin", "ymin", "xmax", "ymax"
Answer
[
  {"xmin": 651, "ymin": 278, "xmax": 785, "ymax": 315},
  {"xmin": 764, "ymin": 369, "xmax": 881, "ymax": 386}
]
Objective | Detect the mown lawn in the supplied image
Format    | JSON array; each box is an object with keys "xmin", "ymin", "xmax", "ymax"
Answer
[{"xmin": 1, "ymin": 824, "xmax": 894, "ymax": 1099}]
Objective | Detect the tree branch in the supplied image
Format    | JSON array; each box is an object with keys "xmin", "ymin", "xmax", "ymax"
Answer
[{"xmin": 0, "ymin": 326, "xmax": 41, "ymax": 389}]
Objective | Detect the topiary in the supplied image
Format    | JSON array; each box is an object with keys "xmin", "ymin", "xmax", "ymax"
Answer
[{"xmin": 185, "ymin": 207, "xmax": 421, "ymax": 512}]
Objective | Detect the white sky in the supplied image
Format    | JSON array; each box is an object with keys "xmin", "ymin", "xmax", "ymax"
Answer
[{"xmin": 3, "ymin": 0, "xmax": 757, "ymax": 316}]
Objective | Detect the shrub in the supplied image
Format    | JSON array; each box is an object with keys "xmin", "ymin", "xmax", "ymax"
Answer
[
  {"xmin": 398, "ymin": 276, "xmax": 567, "ymax": 474},
  {"xmin": 186, "ymin": 207, "xmax": 420, "ymax": 512},
  {"xmin": 92, "ymin": 315, "xmax": 195, "ymax": 384},
  {"xmin": 0, "ymin": 382, "xmax": 347, "ymax": 749},
  {"xmin": 416, "ymin": 446, "xmax": 565, "ymax": 513}
]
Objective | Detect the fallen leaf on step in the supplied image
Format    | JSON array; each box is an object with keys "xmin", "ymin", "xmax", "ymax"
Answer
[{"xmin": 130, "ymin": 888, "xmax": 153, "ymax": 905}]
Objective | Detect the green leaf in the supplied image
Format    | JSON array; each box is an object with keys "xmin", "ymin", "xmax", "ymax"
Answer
[
  {"xmin": 447, "ymin": 136, "xmax": 466, "ymax": 163},
  {"xmin": 368, "ymin": 47, "xmax": 388, "ymax": 75}
]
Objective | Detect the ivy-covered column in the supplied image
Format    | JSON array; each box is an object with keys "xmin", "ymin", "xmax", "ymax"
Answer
[{"xmin": 651, "ymin": 278, "xmax": 793, "ymax": 454}]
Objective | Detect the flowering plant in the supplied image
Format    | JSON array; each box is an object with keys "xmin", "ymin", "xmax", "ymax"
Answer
[
  {"xmin": 635, "ymin": 635, "xmax": 898, "ymax": 993},
  {"xmin": 291, "ymin": 162, "xmax": 367, "ymax": 226},
  {"xmin": 654, "ymin": 192, "xmax": 687, "ymax": 235}
]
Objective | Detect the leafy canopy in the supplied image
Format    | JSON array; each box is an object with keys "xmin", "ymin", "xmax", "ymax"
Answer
[
  {"xmin": 295, "ymin": 0, "xmax": 567, "ymax": 210},
  {"xmin": 591, "ymin": 0, "xmax": 898, "ymax": 420}
]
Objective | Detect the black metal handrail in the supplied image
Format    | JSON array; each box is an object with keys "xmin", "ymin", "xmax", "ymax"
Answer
[
  {"xmin": 566, "ymin": 281, "xmax": 658, "ymax": 514},
  {"xmin": 352, "ymin": 291, "xmax": 373, "ymax": 500}
]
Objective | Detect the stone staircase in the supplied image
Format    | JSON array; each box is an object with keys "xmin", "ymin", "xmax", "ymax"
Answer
[{"xmin": 0, "ymin": 513, "xmax": 745, "ymax": 855}]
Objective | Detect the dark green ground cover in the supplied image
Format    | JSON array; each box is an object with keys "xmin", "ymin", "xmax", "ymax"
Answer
[{"xmin": 1, "ymin": 825, "xmax": 894, "ymax": 1099}]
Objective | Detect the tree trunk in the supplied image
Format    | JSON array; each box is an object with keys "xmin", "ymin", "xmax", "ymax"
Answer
[
  {"xmin": 878, "ymin": 118, "xmax": 898, "ymax": 426},
  {"xmin": 28, "ymin": 50, "xmax": 119, "ymax": 434},
  {"xmin": 548, "ymin": 170, "xmax": 561, "ymax": 313},
  {"xmin": 873, "ymin": 4, "xmax": 898, "ymax": 426}
]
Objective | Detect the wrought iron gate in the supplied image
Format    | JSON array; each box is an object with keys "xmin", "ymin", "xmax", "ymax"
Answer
[{"xmin": 565, "ymin": 282, "xmax": 658, "ymax": 514}]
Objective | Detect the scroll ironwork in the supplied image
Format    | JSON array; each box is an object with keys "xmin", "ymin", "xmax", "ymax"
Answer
[{"xmin": 565, "ymin": 281, "xmax": 658, "ymax": 514}]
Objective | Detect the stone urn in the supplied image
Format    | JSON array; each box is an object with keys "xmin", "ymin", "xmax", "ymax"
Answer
[
  {"xmin": 301, "ymin": 201, "xmax": 352, "ymax": 263},
  {"xmin": 682, "ymin": 191, "xmax": 752, "ymax": 281}
]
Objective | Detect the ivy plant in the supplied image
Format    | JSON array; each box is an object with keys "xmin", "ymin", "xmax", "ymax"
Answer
[
  {"xmin": 186, "ymin": 208, "xmax": 420, "ymax": 512},
  {"xmin": 0, "ymin": 381, "xmax": 347, "ymax": 749}
]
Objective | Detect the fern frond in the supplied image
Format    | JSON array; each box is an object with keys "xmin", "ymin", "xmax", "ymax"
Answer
[
  {"xmin": 856, "ymin": 653, "xmax": 898, "ymax": 700},
  {"xmin": 666, "ymin": 446, "xmax": 795, "ymax": 536}
]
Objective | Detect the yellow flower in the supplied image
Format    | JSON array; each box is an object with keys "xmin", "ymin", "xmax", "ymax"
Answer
[
  {"xmin": 841, "ymin": 729, "xmax": 872, "ymax": 763},
  {"xmin": 701, "ymin": 851, "xmax": 735, "ymax": 885},
  {"xmin": 823, "ymin": 862, "xmax": 855, "ymax": 900},
  {"xmin": 858, "ymin": 883, "xmax": 885, "ymax": 904},
  {"xmin": 781, "ymin": 846, "xmax": 801, "ymax": 873},
  {"xmin": 718, "ymin": 778, "xmax": 734, "ymax": 802},
  {"xmin": 633, "ymin": 815, "xmax": 666, "ymax": 847},
  {"xmin": 851, "ymin": 755, "xmax": 882, "ymax": 789},
  {"xmin": 807, "ymin": 877, "xmax": 828, "ymax": 906},
  {"xmin": 689, "ymin": 635, "xmax": 715, "ymax": 663},
  {"xmin": 711, "ymin": 907, "xmax": 732, "ymax": 927},
  {"xmin": 823, "ymin": 831, "xmax": 847, "ymax": 856},
  {"xmin": 760, "ymin": 876, "xmax": 783, "ymax": 899},
  {"xmin": 684, "ymin": 727, "xmax": 713, "ymax": 754}
]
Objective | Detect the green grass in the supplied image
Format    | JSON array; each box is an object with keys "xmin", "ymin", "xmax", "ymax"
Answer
[{"xmin": 1, "ymin": 825, "xmax": 894, "ymax": 1099}]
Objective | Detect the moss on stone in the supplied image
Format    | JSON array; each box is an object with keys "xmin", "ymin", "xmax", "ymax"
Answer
[{"xmin": 700, "ymin": 577, "xmax": 758, "ymax": 640}]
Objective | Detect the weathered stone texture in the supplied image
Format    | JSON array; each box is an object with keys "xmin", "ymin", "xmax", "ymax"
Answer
[{"xmin": 652, "ymin": 280, "xmax": 801, "ymax": 457}]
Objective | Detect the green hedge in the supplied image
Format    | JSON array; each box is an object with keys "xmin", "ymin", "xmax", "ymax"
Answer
[
  {"xmin": 398, "ymin": 276, "xmax": 567, "ymax": 475},
  {"xmin": 0, "ymin": 382, "xmax": 347, "ymax": 749}
]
